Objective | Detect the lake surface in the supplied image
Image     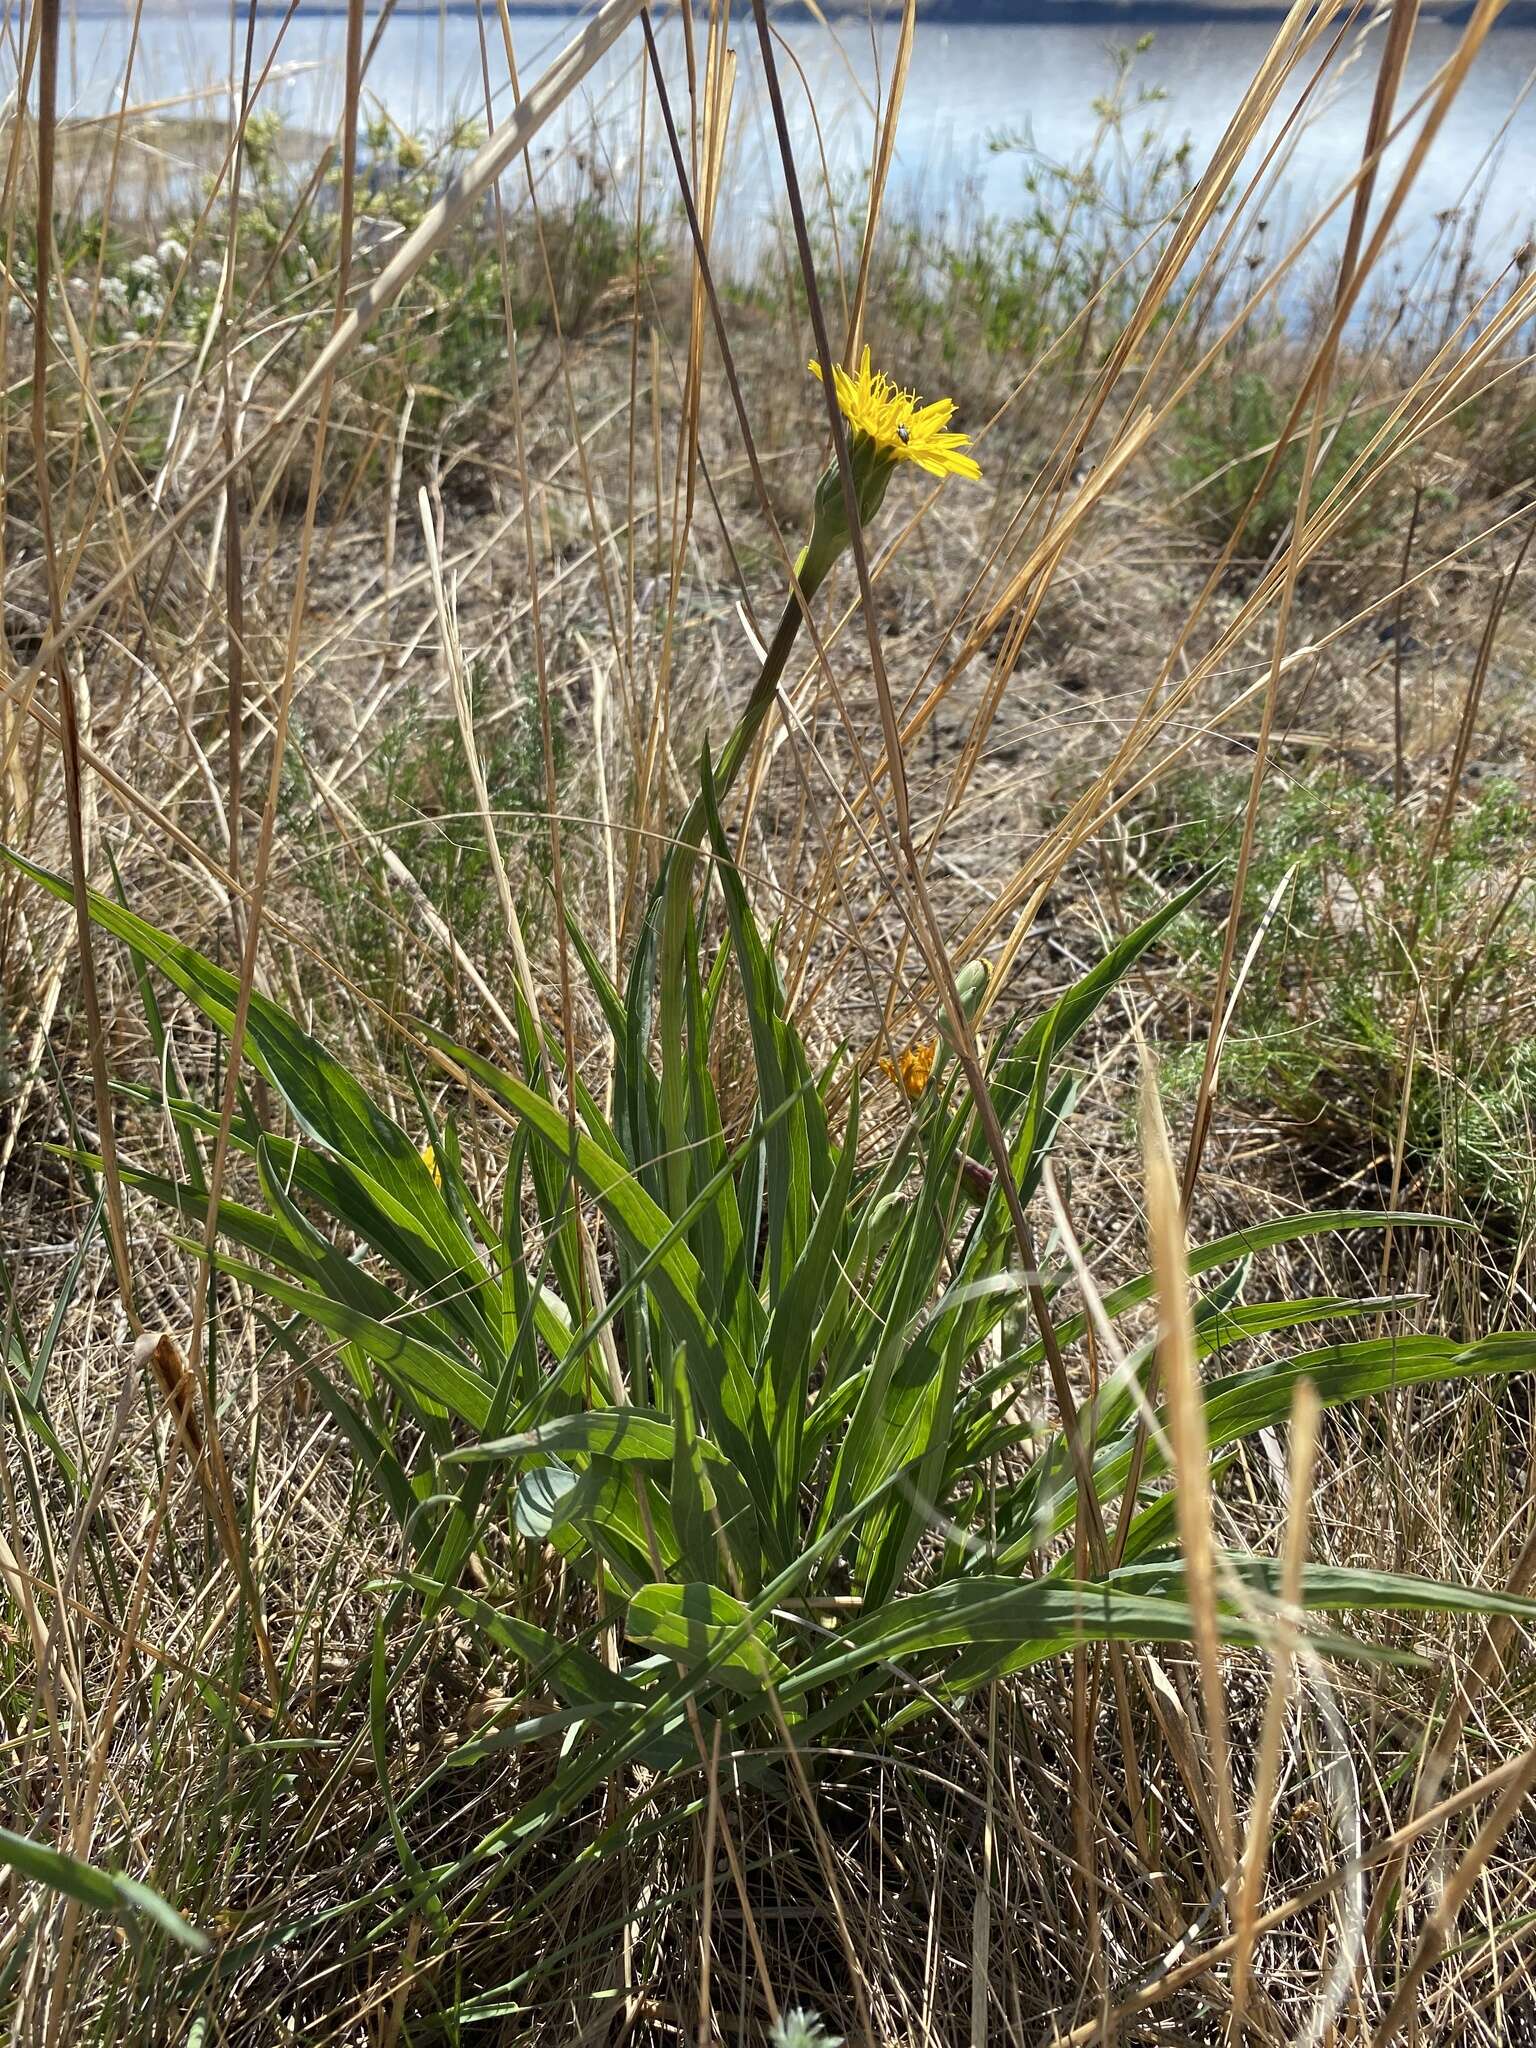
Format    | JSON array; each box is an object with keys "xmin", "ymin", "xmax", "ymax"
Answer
[{"xmin": 30, "ymin": 5, "xmax": 1536, "ymax": 278}]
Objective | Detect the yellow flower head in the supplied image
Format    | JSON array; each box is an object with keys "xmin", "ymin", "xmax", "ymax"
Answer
[
  {"xmin": 809, "ymin": 348, "xmax": 982, "ymax": 482},
  {"xmin": 420, "ymin": 1142, "xmax": 442, "ymax": 1190},
  {"xmin": 881, "ymin": 1039, "xmax": 938, "ymax": 1102}
]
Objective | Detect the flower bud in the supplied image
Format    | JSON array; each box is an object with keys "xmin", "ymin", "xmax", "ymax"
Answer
[{"xmin": 954, "ymin": 959, "xmax": 991, "ymax": 1022}]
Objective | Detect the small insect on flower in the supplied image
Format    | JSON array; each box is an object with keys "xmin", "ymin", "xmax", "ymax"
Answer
[
  {"xmin": 809, "ymin": 346, "xmax": 981, "ymax": 482},
  {"xmin": 881, "ymin": 1039, "xmax": 938, "ymax": 1102}
]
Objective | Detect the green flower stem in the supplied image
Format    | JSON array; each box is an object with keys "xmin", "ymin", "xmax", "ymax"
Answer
[
  {"xmin": 654, "ymin": 546, "xmax": 827, "ymax": 1222},
  {"xmin": 718, "ymin": 563, "xmax": 816, "ymax": 790},
  {"xmin": 651, "ymin": 432, "xmax": 895, "ymax": 1227},
  {"xmin": 689, "ymin": 545, "xmax": 824, "ymax": 831}
]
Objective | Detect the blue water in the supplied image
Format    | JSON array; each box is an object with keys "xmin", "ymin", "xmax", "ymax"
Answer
[{"xmin": 29, "ymin": 5, "xmax": 1536, "ymax": 276}]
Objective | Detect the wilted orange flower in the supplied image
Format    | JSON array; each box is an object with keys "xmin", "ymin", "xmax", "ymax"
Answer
[{"xmin": 882, "ymin": 1039, "xmax": 937, "ymax": 1101}]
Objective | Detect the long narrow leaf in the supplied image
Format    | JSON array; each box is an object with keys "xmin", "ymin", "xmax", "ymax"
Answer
[{"xmin": 0, "ymin": 1826, "xmax": 207, "ymax": 1953}]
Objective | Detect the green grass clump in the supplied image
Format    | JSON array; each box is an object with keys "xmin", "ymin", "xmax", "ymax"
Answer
[
  {"xmin": 278, "ymin": 676, "xmax": 557, "ymax": 1034},
  {"xmin": 1170, "ymin": 370, "xmax": 1394, "ymax": 556},
  {"xmin": 1143, "ymin": 765, "xmax": 1536, "ymax": 1222}
]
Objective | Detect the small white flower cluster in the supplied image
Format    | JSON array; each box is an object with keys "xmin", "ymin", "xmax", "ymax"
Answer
[
  {"xmin": 769, "ymin": 2013, "xmax": 843, "ymax": 2048},
  {"xmin": 6, "ymin": 270, "xmax": 135, "ymax": 328},
  {"xmin": 121, "ymin": 245, "xmax": 181, "ymax": 325}
]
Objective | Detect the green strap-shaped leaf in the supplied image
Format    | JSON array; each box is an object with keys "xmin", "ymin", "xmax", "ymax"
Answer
[
  {"xmin": 463, "ymin": 1394, "xmax": 764, "ymax": 1595},
  {"xmin": 855, "ymin": 1269, "xmax": 1025, "ymax": 1605},
  {"xmin": 103, "ymin": 1088, "xmax": 508, "ymax": 1370},
  {"xmin": 988, "ymin": 873, "xmax": 1212, "ymax": 1115},
  {"xmin": 626, "ymin": 1581, "xmax": 789, "ymax": 1690},
  {"xmin": 399, "ymin": 1573, "xmax": 645, "ymax": 1712},
  {"xmin": 1084, "ymin": 1291, "xmax": 1419, "ymax": 1448},
  {"xmin": 546, "ymin": 1458, "xmax": 682, "ymax": 1593},
  {"xmin": 620, "ymin": 881, "xmax": 666, "ymax": 1211},
  {"xmin": 682, "ymin": 908, "xmax": 759, "ymax": 1368},
  {"xmin": 1002, "ymin": 1329, "xmax": 1536, "ymax": 1564},
  {"xmin": 450, "ymin": 1408, "xmax": 678, "ymax": 1463},
  {"xmin": 1113, "ymin": 1554, "xmax": 1536, "ymax": 1626},
  {"xmin": 783, "ymin": 1573, "xmax": 1384, "ymax": 1718},
  {"xmin": 851, "ymin": 1041, "xmax": 1055, "ymax": 1602},
  {"xmin": 63, "ymin": 1148, "xmax": 307, "ymax": 1283},
  {"xmin": 822, "ymin": 1092, "xmax": 984, "ymax": 1565},
  {"xmin": 4, "ymin": 846, "xmax": 503, "ymax": 1347},
  {"xmin": 959, "ymin": 1208, "xmax": 1460, "ymax": 1446},
  {"xmin": 702, "ymin": 755, "xmax": 823, "ymax": 1299},
  {"xmin": 417, "ymin": 1024, "xmax": 768, "ymax": 1498},
  {"xmin": 757, "ymin": 1071, "xmax": 860, "ymax": 1551},
  {"xmin": 563, "ymin": 904, "xmax": 631, "ymax": 1061},
  {"xmin": 0, "ymin": 1825, "xmax": 208, "ymax": 1952},
  {"xmin": 669, "ymin": 1348, "xmax": 720, "ymax": 1587},
  {"xmin": 514, "ymin": 1464, "xmax": 579, "ymax": 1542},
  {"xmin": 195, "ymin": 1247, "xmax": 495, "ymax": 1428}
]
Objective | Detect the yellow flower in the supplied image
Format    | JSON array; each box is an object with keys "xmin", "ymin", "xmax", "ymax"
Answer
[
  {"xmin": 882, "ymin": 1039, "xmax": 938, "ymax": 1101},
  {"xmin": 809, "ymin": 347, "xmax": 982, "ymax": 482},
  {"xmin": 420, "ymin": 1142, "xmax": 442, "ymax": 1189}
]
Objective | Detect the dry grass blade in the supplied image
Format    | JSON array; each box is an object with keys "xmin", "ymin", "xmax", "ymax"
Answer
[
  {"xmin": 1181, "ymin": 0, "xmax": 1428, "ymax": 1207},
  {"xmin": 1142, "ymin": 1066, "xmax": 1238, "ymax": 1889},
  {"xmin": 1228, "ymin": 1376, "xmax": 1320, "ymax": 2036},
  {"xmin": 1044, "ymin": 1747, "xmax": 1536, "ymax": 2045},
  {"xmin": 1371, "ymin": 1736, "xmax": 1536, "ymax": 2045},
  {"xmin": 843, "ymin": 0, "xmax": 916, "ymax": 368},
  {"xmin": 27, "ymin": 0, "xmax": 136, "ymax": 1322},
  {"xmin": 168, "ymin": 0, "xmax": 371, "ymax": 1717}
]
